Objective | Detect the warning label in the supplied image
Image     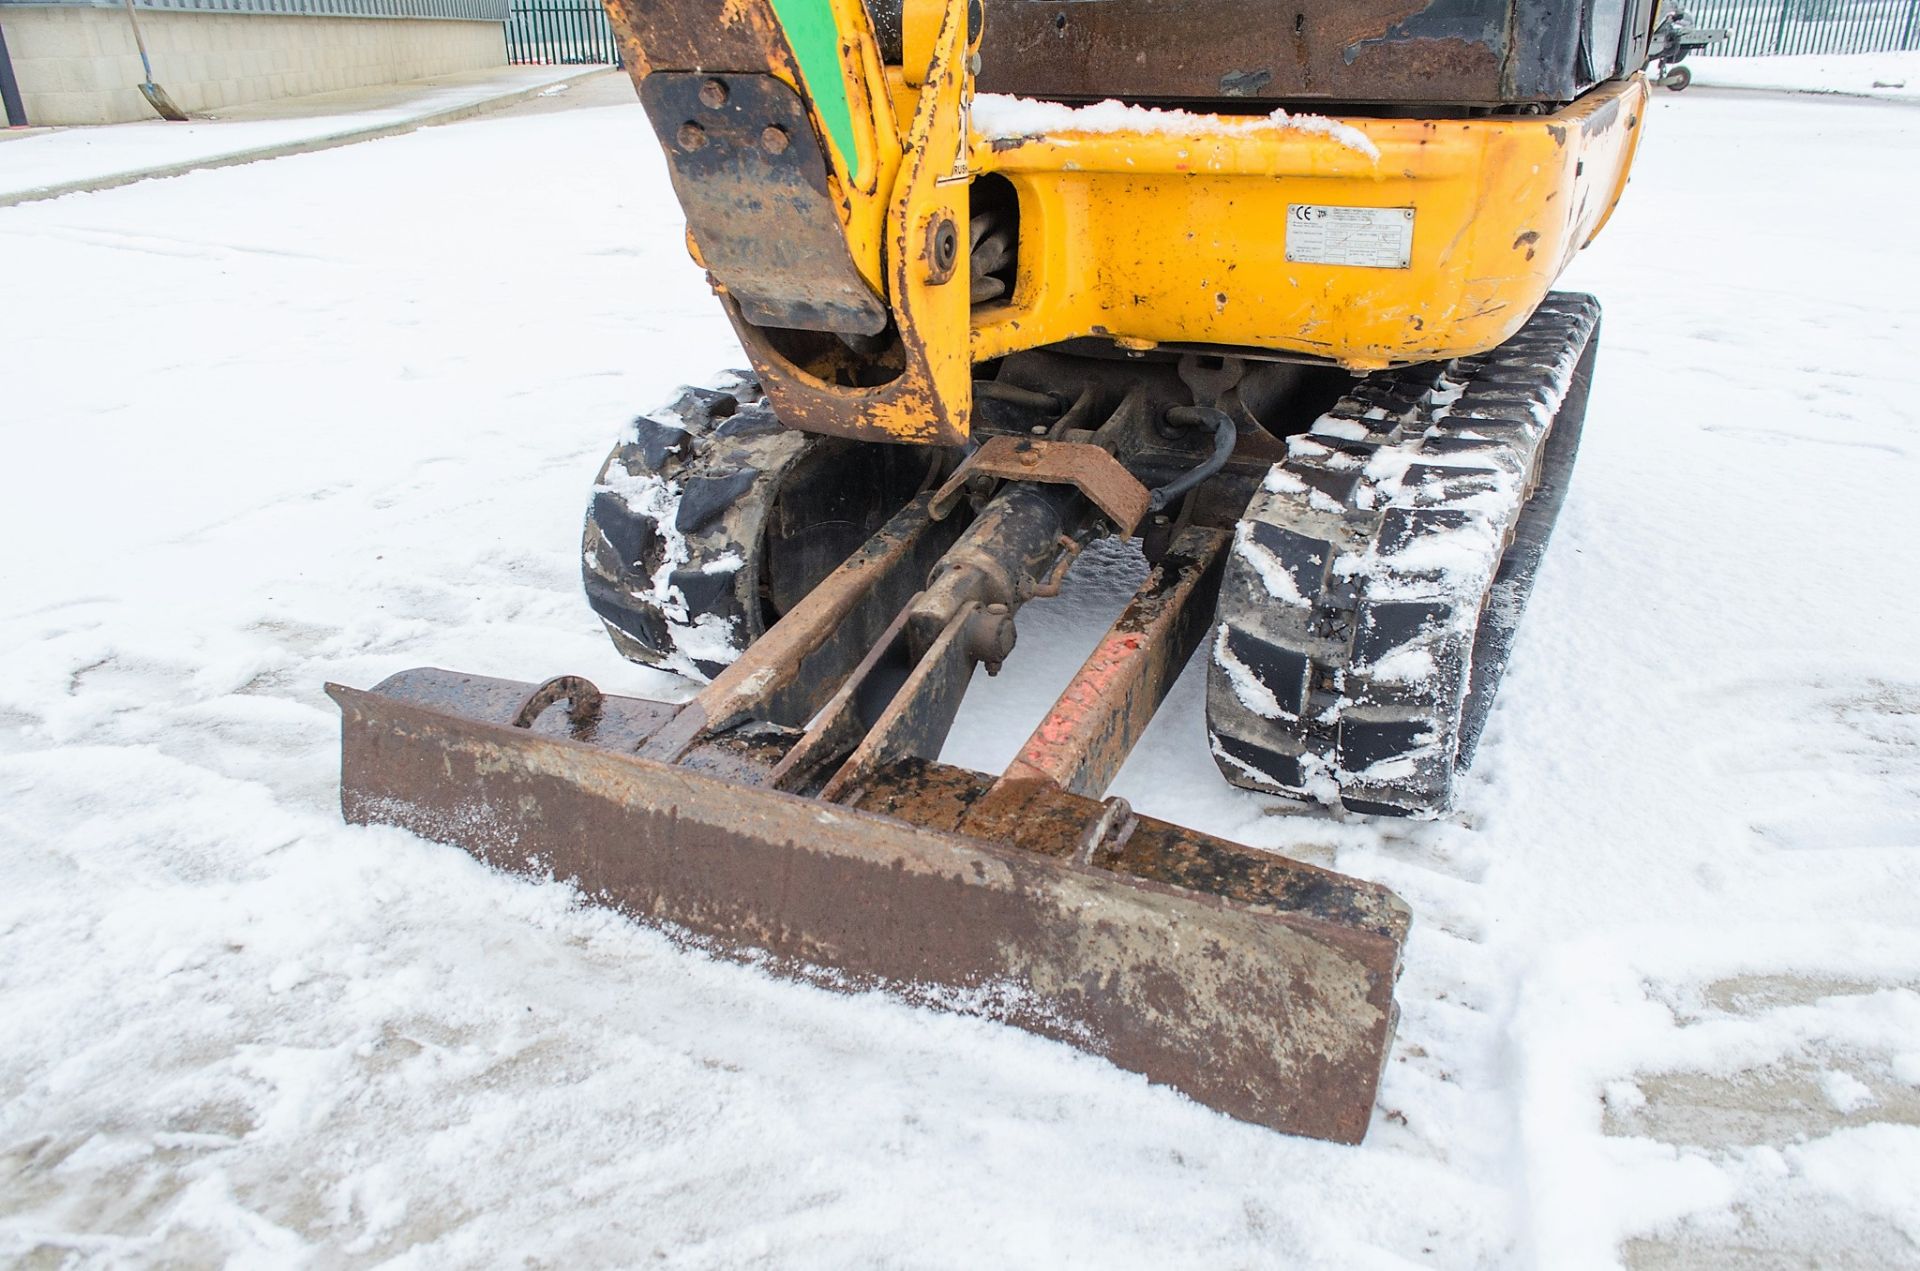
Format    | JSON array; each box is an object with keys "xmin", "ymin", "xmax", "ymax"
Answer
[{"xmin": 1285, "ymin": 204, "xmax": 1414, "ymax": 269}]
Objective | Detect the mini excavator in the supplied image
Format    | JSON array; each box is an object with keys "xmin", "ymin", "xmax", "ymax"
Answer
[{"xmin": 332, "ymin": 0, "xmax": 1658, "ymax": 1141}]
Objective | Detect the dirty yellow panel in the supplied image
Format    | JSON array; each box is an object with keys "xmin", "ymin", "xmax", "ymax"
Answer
[{"xmin": 969, "ymin": 78, "xmax": 1647, "ymax": 370}]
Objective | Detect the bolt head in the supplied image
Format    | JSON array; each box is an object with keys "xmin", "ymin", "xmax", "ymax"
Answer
[
  {"xmin": 676, "ymin": 122, "xmax": 706, "ymax": 152},
  {"xmin": 924, "ymin": 215, "xmax": 960, "ymax": 284},
  {"xmin": 760, "ymin": 125, "xmax": 790, "ymax": 155},
  {"xmin": 698, "ymin": 78, "xmax": 728, "ymax": 108}
]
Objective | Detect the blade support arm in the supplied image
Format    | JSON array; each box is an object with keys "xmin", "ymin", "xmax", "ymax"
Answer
[{"xmin": 999, "ymin": 526, "xmax": 1228, "ymax": 799}]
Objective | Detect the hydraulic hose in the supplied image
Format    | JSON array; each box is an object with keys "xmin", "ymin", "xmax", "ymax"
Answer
[
  {"xmin": 975, "ymin": 380, "xmax": 1066, "ymax": 413},
  {"xmin": 1148, "ymin": 405, "xmax": 1237, "ymax": 512}
]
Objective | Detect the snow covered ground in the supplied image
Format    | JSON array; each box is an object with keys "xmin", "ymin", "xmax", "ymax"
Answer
[
  {"xmin": 1688, "ymin": 50, "xmax": 1920, "ymax": 101},
  {"xmin": 0, "ymin": 66, "xmax": 593, "ymax": 205},
  {"xmin": 3, "ymin": 81, "xmax": 1919, "ymax": 1268}
]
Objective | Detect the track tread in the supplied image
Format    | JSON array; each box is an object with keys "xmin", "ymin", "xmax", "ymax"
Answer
[
  {"xmin": 581, "ymin": 371, "xmax": 812, "ymax": 681},
  {"xmin": 1206, "ymin": 293, "xmax": 1602, "ymax": 816}
]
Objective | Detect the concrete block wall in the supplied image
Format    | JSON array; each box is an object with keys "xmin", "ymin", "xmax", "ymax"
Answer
[{"xmin": 1, "ymin": 5, "xmax": 506, "ymax": 124}]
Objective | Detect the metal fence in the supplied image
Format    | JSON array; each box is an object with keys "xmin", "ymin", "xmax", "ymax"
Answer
[
  {"xmin": 1684, "ymin": 0, "xmax": 1920, "ymax": 54},
  {"xmin": 0, "ymin": 0, "xmax": 507, "ymax": 15},
  {"xmin": 500, "ymin": 0, "xmax": 1920, "ymax": 66},
  {"xmin": 505, "ymin": 0, "xmax": 621, "ymax": 65}
]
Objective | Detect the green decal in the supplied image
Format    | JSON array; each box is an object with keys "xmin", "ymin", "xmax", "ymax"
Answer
[{"xmin": 767, "ymin": 0, "xmax": 860, "ymax": 174}]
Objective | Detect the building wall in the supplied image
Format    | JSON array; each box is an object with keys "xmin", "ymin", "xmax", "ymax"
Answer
[{"xmin": 1, "ymin": 2, "xmax": 507, "ymax": 125}]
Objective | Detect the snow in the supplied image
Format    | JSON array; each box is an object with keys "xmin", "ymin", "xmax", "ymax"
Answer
[
  {"xmin": 1261, "ymin": 465, "xmax": 1345, "ymax": 514},
  {"xmin": 1212, "ymin": 622, "xmax": 1293, "ymax": 721},
  {"xmin": 970, "ymin": 93, "xmax": 1381, "ymax": 160},
  {"xmin": 1821, "ymin": 1068, "xmax": 1876, "ymax": 1114},
  {"xmin": 1790, "ymin": 1124, "xmax": 1920, "ymax": 1242},
  {"xmin": 0, "ymin": 66, "xmax": 590, "ymax": 203},
  {"xmin": 1369, "ymin": 646, "xmax": 1437, "ymax": 687},
  {"xmin": 593, "ymin": 464, "xmax": 746, "ymax": 679},
  {"xmin": 1689, "ymin": 50, "xmax": 1920, "ymax": 101},
  {"xmin": 4, "ymin": 82, "xmax": 1920, "ymax": 1267},
  {"xmin": 1230, "ymin": 519, "xmax": 1312, "ymax": 609},
  {"xmin": 1312, "ymin": 417, "xmax": 1375, "ymax": 442}
]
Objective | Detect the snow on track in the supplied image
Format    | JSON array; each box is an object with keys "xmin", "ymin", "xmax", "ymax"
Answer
[{"xmin": 2, "ymin": 89, "xmax": 1919, "ymax": 1267}]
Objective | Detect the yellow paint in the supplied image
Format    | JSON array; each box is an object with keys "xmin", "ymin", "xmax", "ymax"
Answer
[
  {"xmin": 639, "ymin": 0, "xmax": 1648, "ymax": 443},
  {"xmin": 722, "ymin": 0, "xmax": 975, "ymax": 447},
  {"xmin": 898, "ymin": 0, "xmax": 945, "ymax": 87},
  {"xmin": 966, "ymin": 79, "xmax": 1648, "ymax": 371},
  {"xmin": 876, "ymin": 0, "xmax": 976, "ymax": 438}
]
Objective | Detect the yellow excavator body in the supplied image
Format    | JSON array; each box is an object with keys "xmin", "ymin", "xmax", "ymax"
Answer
[
  {"xmin": 617, "ymin": 0, "xmax": 1649, "ymax": 445},
  {"xmin": 966, "ymin": 80, "xmax": 1647, "ymax": 370}
]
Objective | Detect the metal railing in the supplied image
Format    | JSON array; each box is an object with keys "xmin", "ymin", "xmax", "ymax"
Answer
[
  {"xmin": 504, "ymin": 0, "xmax": 620, "ymax": 64},
  {"xmin": 499, "ymin": 0, "xmax": 1920, "ymax": 69},
  {"xmin": 1684, "ymin": 0, "xmax": 1920, "ymax": 54},
  {"xmin": 0, "ymin": 0, "xmax": 508, "ymax": 16}
]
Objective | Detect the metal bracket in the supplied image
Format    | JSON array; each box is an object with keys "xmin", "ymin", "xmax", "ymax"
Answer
[
  {"xmin": 929, "ymin": 435, "xmax": 1151, "ymax": 537},
  {"xmin": 511, "ymin": 675, "xmax": 604, "ymax": 737}
]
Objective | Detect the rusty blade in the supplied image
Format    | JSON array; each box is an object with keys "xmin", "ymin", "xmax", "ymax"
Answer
[
  {"xmin": 637, "ymin": 72, "xmax": 889, "ymax": 337},
  {"xmin": 331, "ymin": 671, "xmax": 1409, "ymax": 1143}
]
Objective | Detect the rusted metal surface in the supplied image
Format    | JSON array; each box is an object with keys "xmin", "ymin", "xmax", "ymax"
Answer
[
  {"xmin": 641, "ymin": 492, "xmax": 961, "ymax": 763},
  {"xmin": 331, "ymin": 674, "xmax": 1408, "ymax": 1143},
  {"xmin": 721, "ymin": 296, "xmax": 971, "ymax": 449},
  {"xmin": 909, "ymin": 480, "xmax": 1088, "ymax": 656},
  {"xmin": 601, "ymin": 0, "xmax": 797, "ymax": 82},
  {"xmin": 969, "ymin": 0, "xmax": 1610, "ymax": 107},
  {"xmin": 1002, "ymin": 526, "xmax": 1228, "ymax": 798},
  {"xmin": 815, "ymin": 601, "xmax": 991, "ymax": 802},
  {"xmin": 639, "ymin": 73, "xmax": 887, "ymax": 336},
  {"xmin": 689, "ymin": 0, "xmax": 977, "ymax": 452},
  {"xmin": 766, "ymin": 602, "xmax": 919, "ymax": 793},
  {"xmin": 932, "ymin": 435, "xmax": 1150, "ymax": 537},
  {"xmin": 511, "ymin": 675, "xmax": 604, "ymax": 734},
  {"xmin": 360, "ymin": 668, "xmax": 678, "ymax": 750}
]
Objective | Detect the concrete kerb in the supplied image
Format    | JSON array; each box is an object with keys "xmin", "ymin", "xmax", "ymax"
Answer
[
  {"xmin": 0, "ymin": 65, "xmax": 620, "ymax": 209},
  {"xmin": 1685, "ymin": 82, "xmax": 1920, "ymax": 106}
]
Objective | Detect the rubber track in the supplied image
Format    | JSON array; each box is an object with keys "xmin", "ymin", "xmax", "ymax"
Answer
[
  {"xmin": 581, "ymin": 372, "xmax": 813, "ymax": 681},
  {"xmin": 1205, "ymin": 293, "xmax": 1602, "ymax": 817}
]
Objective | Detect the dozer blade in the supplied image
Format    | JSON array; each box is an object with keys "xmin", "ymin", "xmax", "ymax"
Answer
[
  {"xmin": 333, "ymin": 481, "xmax": 1410, "ymax": 1141},
  {"xmin": 333, "ymin": 672, "xmax": 1405, "ymax": 1142}
]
